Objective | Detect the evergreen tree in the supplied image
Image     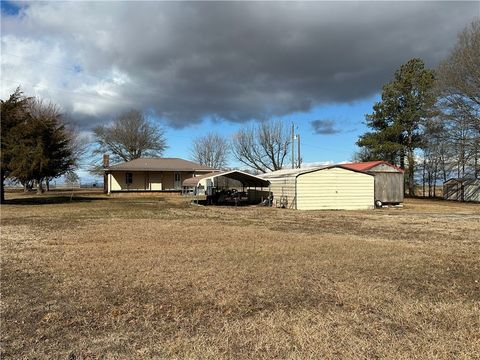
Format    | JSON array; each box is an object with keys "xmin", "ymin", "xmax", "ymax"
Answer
[
  {"xmin": 357, "ymin": 58, "xmax": 436, "ymax": 195},
  {"xmin": 3, "ymin": 98, "xmax": 76, "ymax": 194},
  {"xmin": 0, "ymin": 88, "xmax": 31, "ymax": 203}
]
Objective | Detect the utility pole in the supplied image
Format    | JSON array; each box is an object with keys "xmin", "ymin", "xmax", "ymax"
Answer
[
  {"xmin": 291, "ymin": 122, "xmax": 295, "ymax": 169},
  {"xmin": 297, "ymin": 133, "xmax": 301, "ymax": 168}
]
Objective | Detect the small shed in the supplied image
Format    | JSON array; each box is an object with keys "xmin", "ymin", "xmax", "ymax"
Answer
[
  {"xmin": 443, "ymin": 178, "xmax": 480, "ymax": 202},
  {"xmin": 260, "ymin": 165, "xmax": 374, "ymax": 210},
  {"xmin": 342, "ymin": 161, "xmax": 404, "ymax": 206}
]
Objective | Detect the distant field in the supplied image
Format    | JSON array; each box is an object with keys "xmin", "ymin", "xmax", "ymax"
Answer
[{"xmin": 1, "ymin": 191, "xmax": 479, "ymax": 359}]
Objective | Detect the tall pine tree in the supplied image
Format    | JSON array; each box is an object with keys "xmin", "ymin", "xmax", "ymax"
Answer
[{"xmin": 357, "ymin": 58, "xmax": 436, "ymax": 195}]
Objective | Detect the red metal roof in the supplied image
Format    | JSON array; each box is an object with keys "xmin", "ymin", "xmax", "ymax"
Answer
[{"xmin": 341, "ymin": 161, "xmax": 404, "ymax": 173}]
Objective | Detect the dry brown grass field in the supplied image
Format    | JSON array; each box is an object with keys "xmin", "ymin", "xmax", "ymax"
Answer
[{"xmin": 1, "ymin": 191, "xmax": 479, "ymax": 359}]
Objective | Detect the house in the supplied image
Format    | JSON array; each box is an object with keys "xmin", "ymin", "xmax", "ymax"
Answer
[
  {"xmin": 104, "ymin": 156, "xmax": 216, "ymax": 193},
  {"xmin": 341, "ymin": 161, "xmax": 404, "ymax": 206},
  {"xmin": 260, "ymin": 165, "xmax": 374, "ymax": 210},
  {"xmin": 443, "ymin": 178, "xmax": 480, "ymax": 202}
]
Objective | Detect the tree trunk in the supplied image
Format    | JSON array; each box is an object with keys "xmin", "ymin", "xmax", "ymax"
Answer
[
  {"xmin": 36, "ymin": 179, "xmax": 44, "ymax": 194},
  {"xmin": 46, "ymin": 178, "xmax": 50, "ymax": 191},
  {"xmin": 399, "ymin": 151, "xmax": 406, "ymax": 196},
  {"xmin": 0, "ymin": 172, "xmax": 5, "ymax": 204},
  {"xmin": 408, "ymin": 150, "xmax": 415, "ymax": 196},
  {"xmin": 422, "ymin": 157, "xmax": 426, "ymax": 197},
  {"xmin": 475, "ymin": 139, "xmax": 479, "ymax": 179},
  {"xmin": 427, "ymin": 167, "xmax": 432, "ymax": 198},
  {"xmin": 475, "ymin": 142, "xmax": 479, "ymax": 178},
  {"xmin": 400, "ymin": 153, "xmax": 405, "ymax": 170}
]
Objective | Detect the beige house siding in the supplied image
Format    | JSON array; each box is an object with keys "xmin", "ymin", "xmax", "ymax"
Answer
[
  {"xmin": 296, "ymin": 168, "xmax": 374, "ymax": 210},
  {"xmin": 149, "ymin": 172, "xmax": 163, "ymax": 190},
  {"xmin": 109, "ymin": 171, "xmax": 196, "ymax": 192},
  {"xmin": 109, "ymin": 173, "xmax": 120, "ymax": 191},
  {"xmin": 110, "ymin": 171, "xmax": 148, "ymax": 191},
  {"xmin": 162, "ymin": 172, "xmax": 175, "ymax": 190}
]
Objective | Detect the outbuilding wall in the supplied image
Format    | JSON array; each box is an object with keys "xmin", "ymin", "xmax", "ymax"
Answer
[
  {"xmin": 444, "ymin": 179, "xmax": 480, "ymax": 202},
  {"xmin": 296, "ymin": 167, "xmax": 374, "ymax": 210},
  {"xmin": 371, "ymin": 172, "xmax": 404, "ymax": 203},
  {"xmin": 267, "ymin": 177, "xmax": 296, "ymax": 209}
]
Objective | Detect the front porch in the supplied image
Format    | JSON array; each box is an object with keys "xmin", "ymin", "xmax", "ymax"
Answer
[{"xmin": 106, "ymin": 171, "xmax": 193, "ymax": 193}]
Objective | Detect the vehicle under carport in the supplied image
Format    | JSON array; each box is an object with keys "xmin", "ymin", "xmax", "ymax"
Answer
[{"xmin": 182, "ymin": 170, "xmax": 271, "ymax": 206}]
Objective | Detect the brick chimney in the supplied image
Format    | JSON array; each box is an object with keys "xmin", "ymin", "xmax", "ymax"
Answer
[{"xmin": 103, "ymin": 154, "xmax": 110, "ymax": 168}]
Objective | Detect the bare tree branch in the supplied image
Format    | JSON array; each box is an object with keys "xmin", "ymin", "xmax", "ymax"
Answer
[
  {"xmin": 93, "ymin": 109, "xmax": 167, "ymax": 163},
  {"xmin": 191, "ymin": 132, "xmax": 230, "ymax": 169},
  {"xmin": 232, "ymin": 120, "xmax": 291, "ymax": 173}
]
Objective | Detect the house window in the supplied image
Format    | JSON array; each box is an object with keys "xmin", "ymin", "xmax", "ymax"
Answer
[
  {"xmin": 126, "ymin": 172, "xmax": 133, "ymax": 184},
  {"xmin": 174, "ymin": 172, "xmax": 181, "ymax": 182}
]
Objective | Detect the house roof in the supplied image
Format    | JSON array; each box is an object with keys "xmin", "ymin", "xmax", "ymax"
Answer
[
  {"xmin": 182, "ymin": 170, "xmax": 270, "ymax": 188},
  {"xmin": 341, "ymin": 161, "xmax": 404, "ymax": 173},
  {"xmin": 106, "ymin": 158, "xmax": 216, "ymax": 172}
]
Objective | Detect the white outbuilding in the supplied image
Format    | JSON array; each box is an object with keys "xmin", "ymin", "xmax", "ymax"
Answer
[{"xmin": 260, "ymin": 165, "xmax": 375, "ymax": 210}]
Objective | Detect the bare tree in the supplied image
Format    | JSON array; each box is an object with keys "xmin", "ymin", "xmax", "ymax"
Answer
[
  {"xmin": 64, "ymin": 171, "xmax": 80, "ymax": 187},
  {"xmin": 93, "ymin": 109, "xmax": 167, "ymax": 163},
  {"xmin": 436, "ymin": 19, "xmax": 480, "ymax": 179},
  {"xmin": 191, "ymin": 132, "xmax": 229, "ymax": 169},
  {"xmin": 232, "ymin": 120, "xmax": 291, "ymax": 173},
  {"xmin": 351, "ymin": 147, "xmax": 376, "ymax": 162},
  {"xmin": 437, "ymin": 20, "xmax": 480, "ymax": 118}
]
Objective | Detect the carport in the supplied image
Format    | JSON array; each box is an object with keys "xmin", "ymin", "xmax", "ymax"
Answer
[{"xmin": 182, "ymin": 170, "xmax": 270, "ymax": 205}]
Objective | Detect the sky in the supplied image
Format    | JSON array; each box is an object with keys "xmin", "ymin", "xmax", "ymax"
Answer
[{"xmin": 1, "ymin": 1, "xmax": 479, "ymax": 182}]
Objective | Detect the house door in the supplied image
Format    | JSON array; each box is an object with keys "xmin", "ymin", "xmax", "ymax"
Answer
[{"xmin": 174, "ymin": 172, "xmax": 182, "ymax": 190}]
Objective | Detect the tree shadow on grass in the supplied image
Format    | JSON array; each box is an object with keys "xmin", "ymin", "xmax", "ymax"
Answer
[{"xmin": 3, "ymin": 195, "xmax": 109, "ymax": 205}]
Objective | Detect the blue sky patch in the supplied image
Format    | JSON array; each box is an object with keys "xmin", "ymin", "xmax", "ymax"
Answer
[{"xmin": 1, "ymin": 1, "xmax": 22, "ymax": 16}]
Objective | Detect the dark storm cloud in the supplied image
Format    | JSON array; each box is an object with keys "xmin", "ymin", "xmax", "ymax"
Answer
[
  {"xmin": 311, "ymin": 119, "xmax": 342, "ymax": 135},
  {"xmin": 1, "ymin": 1, "xmax": 478, "ymax": 128}
]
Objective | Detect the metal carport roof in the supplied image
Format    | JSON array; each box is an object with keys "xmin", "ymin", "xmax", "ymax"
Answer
[{"xmin": 182, "ymin": 170, "xmax": 270, "ymax": 188}]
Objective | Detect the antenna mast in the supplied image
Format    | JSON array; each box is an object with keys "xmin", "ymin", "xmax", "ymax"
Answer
[{"xmin": 291, "ymin": 122, "xmax": 295, "ymax": 169}]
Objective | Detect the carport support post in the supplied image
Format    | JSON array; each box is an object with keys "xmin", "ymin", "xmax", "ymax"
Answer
[{"xmin": 269, "ymin": 184, "xmax": 271, "ymax": 206}]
